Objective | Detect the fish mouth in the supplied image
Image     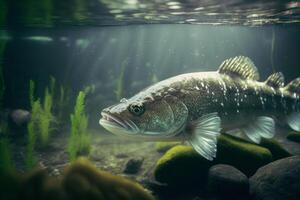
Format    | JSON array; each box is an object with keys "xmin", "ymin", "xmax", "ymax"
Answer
[{"xmin": 99, "ymin": 112, "xmax": 139, "ymax": 135}]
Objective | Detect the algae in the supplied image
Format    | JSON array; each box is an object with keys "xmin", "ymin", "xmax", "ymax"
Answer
[
  {"xmin": 154, "ymin": 133, "xmax": 274, "ymax": 188},
  {"xmin": 215, "ymin": 134, "xmax": 273, "ymax": 176},
  {"xmin": 260, "ymin": 138, "xmax": 292, "ymax": 160},
  {"xmin": 155, "ymin": 142, "xmax": 180, "ymax": 153},
  {"xmin": 287, "ymin": 131, "xmax": 300, "ymax": 143},
  {"xmin": 155, "ymin": 145, "xmax": 213, "ymax": 188}
]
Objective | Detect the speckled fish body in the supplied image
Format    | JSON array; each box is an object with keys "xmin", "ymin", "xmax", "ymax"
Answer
[{"xmin": 100, "ymin": 56, "xmax": 300, "ymax": 160}]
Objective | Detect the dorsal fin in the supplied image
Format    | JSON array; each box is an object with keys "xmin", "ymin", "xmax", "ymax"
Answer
[
  {"xmin": 285, "ymin": 77, "xmax": 300, "ymax": 94},
  {"xmin": 218, "ymin": 56, "xmax": 260, "ymax": 80},
  {"xmin": 265, "ymin": 72, "xmax": 285, "ymax": 88}
]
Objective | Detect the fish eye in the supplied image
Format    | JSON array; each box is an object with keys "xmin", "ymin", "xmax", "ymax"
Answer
[{"xmin": 128, "ymin": 103, "xmax": 145, "ymax": 116}]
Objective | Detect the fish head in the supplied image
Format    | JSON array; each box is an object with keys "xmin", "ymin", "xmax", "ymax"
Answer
[{"xmin": 99, "ymin": 95, "xmax": 188, "ymax": 139}]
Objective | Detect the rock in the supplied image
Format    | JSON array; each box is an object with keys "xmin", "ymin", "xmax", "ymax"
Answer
[
  {"xmin": 287, "ymin": 131, "xmax": 300, "ymax": 143},
  {"xmin": 250, "ymin": 156, "xmax": 300, "ymax": 200},
  {"xmin": 20, "ymin": 168, "xmax": 67, "ymax": 200},
  {"xmin": 63, "ymin": 157, "xmax": 155, "ymax": 200},
  {"xmin": 154, "ymin": 145, "xmax": 213, "ymax": 189},
  {"xmin": 155, "ymin": 142, "xmax": 180, "ymax": 153},
  {"xmin": 123, "ymin": 157, "xmax": 144, "ymax": 174},
  {"xmin": 207, "ymin": 164, "xmax": 249, "ymax": 200},
  {"xmin": 259, "ymin": 138, "xmax": 292, "ymax": 160},
  {"xmin": 115, "ymin": 153, "xmax": 128, "ymax": 158},
  {"xmin": 215, "ymin": 134, "xmax": 273, "ymax": 176},
  {"xmin": 10, "ymin": 109, "xmax": 30, "ymax": 126}
]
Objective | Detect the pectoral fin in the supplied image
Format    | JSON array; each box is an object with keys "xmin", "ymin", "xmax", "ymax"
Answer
[
  {"xmin": 242, "ymin": 116, "xmax": 275, "ymax": 143},
  {"xmin": 286, "ymin": 112, "xmax": 300, "ymax": 131},
  {"xmin": 187, "ymin": 112, "xmax": 221, "ymax": 161}
]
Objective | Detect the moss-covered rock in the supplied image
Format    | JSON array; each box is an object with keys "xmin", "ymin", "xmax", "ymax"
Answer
[
  {"xmin": 260, "ymin": 138, "xmax": 292, "ymax": 160},
  {"xmin": 287, "ymin": 132, "xmax": 300, "ymax": 143},
  {"xmin": 215, "ymin": 134, "xmax": 273, "ymax": 176},
  {"xmin": 63, "ymin": 157, "xmax": 155, "ymax": 200},
  {"xmin": 1, "ymin": 158, "xmax": 154, "ymax": 200},
  {"xmin": 155, "ymin": 142, "xmax": 180, "ymax": 153},
  {"xmin": 154, "ymin": 145, "xmax": 213, "ymax": 189},
  {"xmin": 19, "ymin": 168, "xmax": 66, "ymax": 200},
  {"xmin": 0, "ymin": 170, "xmax": 21, "ymax": 200},
  {"xmin": 154, "ymin": 134, "xmax": 274, "ymax": 188}
]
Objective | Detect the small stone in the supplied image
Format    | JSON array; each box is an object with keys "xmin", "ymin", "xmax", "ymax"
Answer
[
  {"xmin": 207, "ymin": 164, "xmax": 249, "ymax": 199},
  {"xmin": 123, "ymin": 157, "xmax": 144, "ymax": 174},
  {"xmin": 115, "ymin": 153, "xmax": 128, "ymax": 158},
  {"xmin": 10, "ymin": 109, "xmax": 30, "ymax": 126},
  {"xmin": 89, "ymin": 154, "xmax": 103, "ymax": 162},
  {"xmin": 250, "ymin": 156, "xmax": 300, "ymax": 200}
]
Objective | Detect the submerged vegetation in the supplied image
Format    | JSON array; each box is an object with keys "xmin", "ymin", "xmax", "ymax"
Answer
[
  {"xmin": 26, "ymin": 100, "xmax": 41, "ymax": 170},
  {"xmin": 39, "ymin": 77, "xmax": 55, "ymax": 146},
  {"xmin": 25, "ymin": 77, "xmax": 57, "ymax": 169},
  {"xmin": 0, "ymin": 139, "xmax": 13, "ymax": 172},
  {"xmin": 0, "ymin": 40, "xmax": 12, "ymax": 172},
  {"xmin": 115, "ymin": 59, "xmax": 128, "ymax": 100},
  {"xmin": 28, "ymin": 78, "xmax": 56, "ymax": 148},
  {"xmin": 68, "ymin": 91, "xmax": 90, "ymax": 161}
]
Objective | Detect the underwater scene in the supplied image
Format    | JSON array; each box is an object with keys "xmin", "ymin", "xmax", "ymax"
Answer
[{"xmin": 1, "ymin": 1, "xmax": 300, "ymax": 200}]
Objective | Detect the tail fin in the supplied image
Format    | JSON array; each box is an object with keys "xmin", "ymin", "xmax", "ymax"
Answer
[
  {"xmin": 284, "ymin": 77, "xmax": 300, "ymax": 94},
  {"xmin": 284, "ymin": 77, "xmax": 300, "ymax": 131}
]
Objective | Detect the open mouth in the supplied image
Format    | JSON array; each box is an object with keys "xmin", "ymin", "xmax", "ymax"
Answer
[{"xmin": 99, "ymin": 112, "xmax": 139, "ymax": 134}]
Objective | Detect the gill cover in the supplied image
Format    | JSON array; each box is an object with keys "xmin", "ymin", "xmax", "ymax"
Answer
[
  {"xmin": 164, "ymin": 95, "xmax": 189, "ymax": 135},
  {"xmin": 145, "ymin": 95, "xmax": 188, "ymax": 136}
]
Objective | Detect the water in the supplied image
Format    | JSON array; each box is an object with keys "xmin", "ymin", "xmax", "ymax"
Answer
[{"xmin": 1, "ymin": 1, "xmax": 300, "ymax": 200}]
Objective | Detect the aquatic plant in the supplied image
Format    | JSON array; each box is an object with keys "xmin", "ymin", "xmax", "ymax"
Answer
[
  {"xmin": 83, "ymin": 84, "xmax": 95, "ymax": 95},
  {"xmin": 26, "ymin": 100, "xmax": 41, "ymax": 170},
  {"xmin": 0, "ymin": 0, "xmax": 7, "ymax": 26},
  {"xmin": 270, "ymin": 27, "xmax": 276, "ymax": 72},
  {"xmin": 29, "ymin": 80, "xmax": 35, "ymax": 107},
  {"xmin": 68, "ymin": 91, "xmax": 90, "ymax": 161},
  {"xmin": 57, "ymin": 85, "xmax": 65, "ymax": 121},
  {"xmin": 22, "ymin": 0, "xmax": 53, "ymax": 27},
  {"xmin": 73, "ymin": 0, "xmax": 88, "ymax": 22},
  {"xmin": 151, "ymin": 73, "xmax": 159, "ymax": 83},
  {"xmin": 114, "ymin": 59, "xmax": 128, "ymax": 100},
  {"xmin": 0, "ymin": 41, "xmax": 7, "ymax": 108},
  {"xmin": 0, "ymin": 139, "xmax": 13, "ymax": 172},
  {"xmin": 39, "ymin": 88, "xmax": 54, "ymax": 146},
  {"xmin": 27, "ymin": 77, "xmax": 56, "ymax": 150}
]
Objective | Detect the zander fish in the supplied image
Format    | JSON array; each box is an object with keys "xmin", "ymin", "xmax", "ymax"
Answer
[{"xmin": 99, "ymin": 56, "xmax": 300, "ymax": 160}]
